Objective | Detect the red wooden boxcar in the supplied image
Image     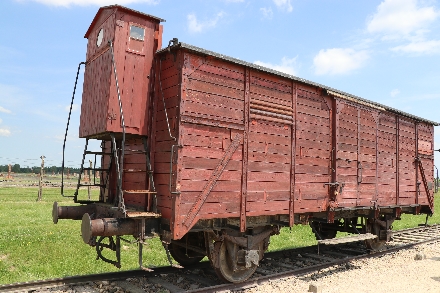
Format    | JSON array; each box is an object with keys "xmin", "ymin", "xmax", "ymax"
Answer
[{"xmin": 54, "ymin": 5, "xmax": 438, "ymax": 283}]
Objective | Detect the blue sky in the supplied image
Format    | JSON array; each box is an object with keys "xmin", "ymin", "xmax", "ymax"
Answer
[{"xmin": 1, "ymin": 0, "xmax": 440, "ymax": 168}]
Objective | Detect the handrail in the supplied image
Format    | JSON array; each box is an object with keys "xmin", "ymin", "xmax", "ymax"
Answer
[
  {"xmin": 158, "ymin": 58, "xmax": 177, "ymax": 141},
  {"xmin": 109, "ymin": 40, "xmax": 126, "ymax": 216},
  {"xmin": 61, "ymin": 61, "xmax": 85, "ymax": 198}
]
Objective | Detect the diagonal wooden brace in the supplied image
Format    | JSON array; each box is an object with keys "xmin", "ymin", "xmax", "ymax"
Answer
[
  {"xmin": 183, "ymin": 133, "xmax": 243, "ymax": 229},
  {"xmin": 417, "ymin": 158, "xmax": 434, "ymax": 213}
]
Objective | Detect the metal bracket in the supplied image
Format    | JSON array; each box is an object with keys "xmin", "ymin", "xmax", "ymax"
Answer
[
  {"xmin": 95, "ymin": 236, "xmax": 121, "ymax": 268},
  {"xmin": 357, "ymin": 161, "xmax": 363, "ymax": 184}
]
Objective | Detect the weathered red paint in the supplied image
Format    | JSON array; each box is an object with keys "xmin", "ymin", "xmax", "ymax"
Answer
[
  {"xmin": 79, "ymin": 5, "xmax": 163, "ymax": 139},
  {"xmin": 77, "ymin": 6, "xmax": 435, "ymax": 242},
  {"xmin": 150, "ymin": 49, "xmax": 434, "ymax": 239}
]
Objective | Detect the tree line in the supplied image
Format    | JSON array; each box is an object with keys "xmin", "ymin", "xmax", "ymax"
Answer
[{"xmin": 0, "ymin": 164, "xmax": 81, "ymax": 174}]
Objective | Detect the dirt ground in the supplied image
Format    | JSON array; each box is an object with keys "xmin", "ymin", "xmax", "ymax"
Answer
[{"xmin": 244, "ymin": 241, "xmax": 440, "ymax": 293}]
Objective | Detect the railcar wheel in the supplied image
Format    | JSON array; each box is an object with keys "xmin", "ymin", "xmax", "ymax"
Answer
[
  {"xmin": 168, "ymin": 243, "xmax": 205, "ymax": 266},
  {"xmin": 214, "ymin": 241, "xmax": 258, "ymax": 283},
  {"xmin": 364, "ymin": 218, "xmax": 390, "ymax": 251},
  {"xmin": 365, "ymin": 238, "xmax": 386, "ymax": 251}
]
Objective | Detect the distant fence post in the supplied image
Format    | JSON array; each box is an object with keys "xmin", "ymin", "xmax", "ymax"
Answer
[
  {"xmin": 37, "ymin": 155, "xmax": 45, "ymax": 201},
  {"xmin": 7, "ymin": 164, "xmax": 12, "ymax": 179},
  {"xmin": 88, "ymin": 160, "xmax": 92, "ymax": 199}
]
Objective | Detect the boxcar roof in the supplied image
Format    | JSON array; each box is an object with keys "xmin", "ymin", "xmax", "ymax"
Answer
[{"xmin": 158, "ymin": 42, "xmax": 439, "ymax": 126}]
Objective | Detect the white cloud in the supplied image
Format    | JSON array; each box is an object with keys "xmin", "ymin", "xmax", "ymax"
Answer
[
  {"xmin": 367, "ymin": 0, "xmax": 439, "ymax": 37},
  {"xmin": 313, "ymin": 48, "xmax": 369, "ymax": 75},
  {"xmin": 273, "ymin": 0, "xmax": 293, "ymax": 12},
  {"xmin": 390, "ymin": 89, "xmax": 400, "ymax": 97},
  {"xmin": 254, "ymin": 56, "xmax": 298, "ymax": 75},
  {"xmin": 260, "ymin": 7, "xmax": 273, "ymax": 19},
  {"xmin": 65, "ymin": 104, "xmax": 79, "ymax": 112},
  {"xmin": 391, "ymin": 39, "xmax": 440, "ymax": 53},
  {"xmin": 0, "ymin": 106, "xmax": 12, "ymax": 114},
  {"xmin": 0, "ymin": 128, "xmax": 11, "ymax": 137},
  {"xmin": 17, "ymin": 0, "xmax": 159, "ymax": 7},
  {"xmin": 187, "ymin": 12, "xmax": 225, "ymax": 33}
]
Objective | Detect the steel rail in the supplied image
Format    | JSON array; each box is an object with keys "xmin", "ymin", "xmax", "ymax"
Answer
[
  {"xmin": 1, "ymin": 224, "xmax": 439, "ymax": 293},
  {"xmin": 188, "ymin": 225, "xmax": 440, "ymax": 293},
  {"xmin": 0, "ymin": 264, "xmax": 207, "ymax": 293}
]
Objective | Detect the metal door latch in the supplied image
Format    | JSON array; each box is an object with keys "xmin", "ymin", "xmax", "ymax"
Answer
[{"xmin": 324, "ymin": 182, "xmax": 345, "ymax": 194}]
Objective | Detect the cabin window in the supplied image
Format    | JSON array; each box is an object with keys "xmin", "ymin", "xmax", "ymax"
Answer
[
  {"xmin": 128, "ymin": 24, "xmax": 145, "ymax": 53},
  {"xmin": 96, "ymin": 28, "xmax": 104, "ymax": 47},
  {"xmin": 130, "ymin": 25, "xmax": 144, "ymax": 41}
]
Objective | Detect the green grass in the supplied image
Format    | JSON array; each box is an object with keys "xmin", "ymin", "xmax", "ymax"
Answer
[
  {"xmin": 0, "ymin": 185, "xmax": 438, "ymax": 284},
  {"xmin": 268, "ymin": 193, "xmax": 440, "ymax": 251},
  {"xmin": 0, "ymin": 187, "xmax": 169, "ymax": 284}
]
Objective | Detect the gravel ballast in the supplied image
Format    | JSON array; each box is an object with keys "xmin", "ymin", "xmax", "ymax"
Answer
[{"xmin": 244, "ymin": 241, "xmax": 440, "ymax": 293}]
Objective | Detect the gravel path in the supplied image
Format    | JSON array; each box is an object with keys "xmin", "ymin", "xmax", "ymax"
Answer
[{"xmin": 244, "ymin": 241, "xmax": 440, "ymax": 293}]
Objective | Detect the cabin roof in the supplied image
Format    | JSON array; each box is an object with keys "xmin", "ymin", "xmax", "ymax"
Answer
[
  {"xmin": 85, "ymin": 5, "xmax": 165, "ymax": 38},
  {"xmin": 158, "ymin": 42, "xmax": 439, "ymax": 126}
]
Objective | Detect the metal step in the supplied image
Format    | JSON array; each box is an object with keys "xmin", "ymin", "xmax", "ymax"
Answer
[
  {"xmin": 126, "ymin": 211, "xmax": 161, "ymax": 218},
  {"xmin": 318, "ymin": 233, "xmax": 377, "ymax": 245}
]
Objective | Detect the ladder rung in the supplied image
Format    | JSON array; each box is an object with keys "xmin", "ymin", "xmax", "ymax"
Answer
[
  {"xmin": 85, "ymin": 151, "xmax": 112, "ymax": 155},
  {"xmin": 125, "ymin": 149, "xmax": 147, "ymax": 153},
  {"xmin": 83, "ymin": 168, "xmax": 108, "ymax": 171},
  {"xmin": 124, "ymin": 190, "xmax": 156, "ymax": 194},
  {"xmin": 78, "ymin": 183, "xmax": 105, "ymax": 187},
  {"xmin": 123, "ymin": 169, "xmax": 147, "ymax": 172}
]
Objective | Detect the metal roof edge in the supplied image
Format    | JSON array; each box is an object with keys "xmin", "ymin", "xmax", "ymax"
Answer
[{"xmin": 157, "ymin": 42, "xmax": 439, "ymax": 126}]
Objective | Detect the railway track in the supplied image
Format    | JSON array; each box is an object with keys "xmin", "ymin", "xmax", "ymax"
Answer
[{"xmin": 2, "ymin": 224, "xmax": 439, "ymax": 293}]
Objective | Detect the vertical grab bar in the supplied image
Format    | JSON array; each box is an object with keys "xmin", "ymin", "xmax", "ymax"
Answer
[
  {"xmin": 61, "ymin": 61, "xmax": 85, "ymax": 198},
  {"xmin": 169, "ymin": 144, "xmax": 182, "ymax": 194}
]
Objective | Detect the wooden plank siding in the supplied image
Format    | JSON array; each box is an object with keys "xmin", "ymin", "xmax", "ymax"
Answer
[
  {"xmin": 294, "ymin": 86, "xmax": 331, "ymax": 213},
  {"xmin": 176, "ymin": 53, "xmax": 245, "ymax": 233},
  {"xmin": 247, "ymin": 70, "xmax": 292, "ymax": 217},
  {"xmin": 149, "ymin": 49, "xmax": 434, "ymax": 240},
  {"xmin": 153, "ymin": 51, "xmax": 182, "ymax": 221}
]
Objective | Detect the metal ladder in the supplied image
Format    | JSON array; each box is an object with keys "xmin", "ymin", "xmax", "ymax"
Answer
[
  {"xmin": 74, "ymin": 138, "xmax": 113, "ymax": 203},
  {"xmin": 120, "ymin": 136, "xmax": 157, "ymax": 213}
]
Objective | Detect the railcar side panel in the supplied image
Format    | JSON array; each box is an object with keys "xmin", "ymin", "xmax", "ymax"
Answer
[
  {"xmin": 154, "ymin": 48, "xmax": 435, "ymax": 240},
  {"xmin": 153, "ymin": 52, "xmax": 182, "ymax": 220},
  {"xmin": 294, "ymin": 85, "xmax": 331, "ymax": 213},
  {"xmin": 174, "ymin": 53, "xmax": 246, "ymax": 237},
  {"xmin": 247, "ymin": 69, "xmax": 292, "ymax": 217},
  {"xmin": 398, "ymin": 117, "xmax": 416, "ymax": 205},
  {"xmin": 377, "ymin": 112, "xmax": 397, "ymax": 205},
  {"xmin": 336, "ymin": 101, "xmax": 359, "ymax": 207},
  {"xmin": 417, "ymin": 122, "xmax": 434, "ymax": 206},
  {"xmin": 358, "ymin": 108, "xmax": 378, "ymax": 207}
]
